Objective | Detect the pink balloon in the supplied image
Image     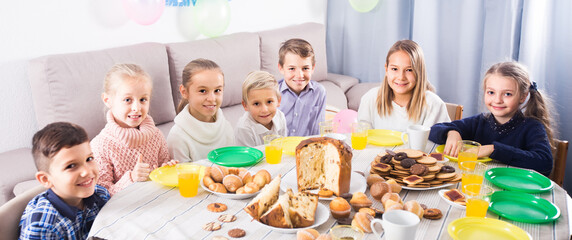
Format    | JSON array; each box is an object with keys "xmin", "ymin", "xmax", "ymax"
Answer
[
  {"xmin": 333, "ymin": 109, "xmax": 358, "ymax": 133},
  {"xmin": 123, "ymin": 0, "xmax": 165, "ymax": 25}
]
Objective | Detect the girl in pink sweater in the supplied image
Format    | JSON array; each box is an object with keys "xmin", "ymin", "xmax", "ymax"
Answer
[{"xmin": 91, "ymin": 64, "xmax": 177, "ymax": 195}]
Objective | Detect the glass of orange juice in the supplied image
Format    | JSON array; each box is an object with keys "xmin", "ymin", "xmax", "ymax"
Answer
[
  {"xmin": 460, "ymin": 161, "xmax": 486, "ymax": 193},
  {"xmin": 351, "ymin": 122, "xmax": 370, "ymax": 150},
  {"xmin": 457, "ymin": 140, "xmax": 480, "ymax": 164},
  {"xmin": 464, "ymin": 184, "xmax": 494, "ymax": 217},
  {"xmin": 264, "ymin": 134, "xmax": 283, "ymax": 164},
  {"xmin": 176, "ymin": 163, "xmax": 201, "ymax": 198}
]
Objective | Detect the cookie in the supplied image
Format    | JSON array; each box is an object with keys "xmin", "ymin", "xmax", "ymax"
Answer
[
  {"xmin": 212, "ymin": 236, "xmax": 229, "ymax": 240},
  {"xmin": 218, "ymin": 214, "xmax": 237, "ymax": 222},
  {"xmin": 410, "ymin": 164, "xmax": 428, "ymax": 176},
  {"xmin": 403, "ymin": 175, "xmax": 424, "ymax": 185},
  {"xmin": 372, "ymin": 162, "xmax": 392, "ymax": 172},
  {"xmin": 203, "ymin": 221, "xmax": 222, "ymax": 231},
  {"xmin": 400, "ymin": 158, "xmax": 416, "ymax": 168},
  {"xmin": 396, "ymin": 149, "xmax": 424, "ymax": 158},
  {"xmin": 228, "ymin": 228, "xmax": 246, "ymax": 238},
  {"xmin": 440, "ymin": 165, "xmax": 455, "ymax": 173},
  {"xmin": 394, "ymin": 152, "xmax": 408, "ymax": 160},
  {"xmin": 380, "ymin": 154, "xmax": 393, "ymax": 163},
  {"xmin": 436, "ymin": 172, "xmax": 456, "ymax": 180},
  {"xmin": 430, "ymin": 153, "xmax": 444, "ymax": 161},
  {"xmin": 423, "ymin": 208, "xmax": 443, "ymax": 220},
  {"xmin": 417, "ymin": 156, "xmax": 438, "ymax": 165},
  {"xmin": 318, "ymin": 188, "xmax": 334, "ymax": 198},
  {"xmin": 208, "ymin": 203, "xmax": 228, "ymax": 212}
]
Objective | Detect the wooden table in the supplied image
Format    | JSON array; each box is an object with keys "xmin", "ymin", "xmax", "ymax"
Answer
[{"xmin": 88, "ymin": 141, "xmax": 570, "ymax": 239}]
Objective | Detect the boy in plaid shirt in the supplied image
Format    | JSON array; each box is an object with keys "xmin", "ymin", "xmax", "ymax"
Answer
[{"xmin": 19, "ymin": 122, "xmax": 110, "ymax": 239}]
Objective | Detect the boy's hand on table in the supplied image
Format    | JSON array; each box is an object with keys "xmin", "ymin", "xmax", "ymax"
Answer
[
  {"xmin": 444, "ymin": 130, "xmax": 462, "ymax": 157},
  {"xmin": 131, "ymin": 154, "xmax": 151, "ymax": 182}
]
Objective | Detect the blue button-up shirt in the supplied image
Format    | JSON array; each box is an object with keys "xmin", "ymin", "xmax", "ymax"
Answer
[
  {"xmin": 19, "ymin": 185, "xmax": 110, "ymax": 240},
  {"xmin": 278, "ymin": 79, "xmax": 326, "ymax": 136}
]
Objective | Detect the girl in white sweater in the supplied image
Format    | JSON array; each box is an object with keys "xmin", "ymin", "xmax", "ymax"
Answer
[
  {"xmin": 358, "ymin": 40, "xmax": 450, "ymax": 132},
  {"xmin": 167, "ymin": 59, "xmax": 234, "ymax": 162}
]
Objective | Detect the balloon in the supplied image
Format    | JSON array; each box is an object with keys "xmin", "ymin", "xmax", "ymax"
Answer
[
  {"xmin": 333, "ymin": 109, "xmax": 358, "ymax": 133},
  {"xmin": 123, "ymin": 0, "xmax": 165, "ymax": 25},
  {"xmin": 349, "ymin": 0, "xmax": 379, "ymax": 13},
  {"xmin": 193, "ymin": 0, "xmax": 231, "ymax": 38}
]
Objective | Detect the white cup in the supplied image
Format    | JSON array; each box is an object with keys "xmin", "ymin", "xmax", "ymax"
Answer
[
  {"xmin": 401, "ymin": 125, "xmax": 431, "ymax": 151},
  {"xmin": 370, "ymin": 210, "xmax": 420, "ymax": 240}
]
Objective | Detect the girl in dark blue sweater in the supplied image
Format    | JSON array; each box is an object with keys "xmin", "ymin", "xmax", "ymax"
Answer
[{"xmin": 429, "ymin": 62, "xmax": 556, "ymax": 176}]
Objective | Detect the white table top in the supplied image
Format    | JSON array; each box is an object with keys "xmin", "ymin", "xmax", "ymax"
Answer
[{"xmin": 89, "ymin": 141, "xmax": 570, "ymax": 240}]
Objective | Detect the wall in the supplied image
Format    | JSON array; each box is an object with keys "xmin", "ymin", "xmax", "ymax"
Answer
[{"xmin": 0, "ymin": 0, "xmax": 327, "ymax": 153}]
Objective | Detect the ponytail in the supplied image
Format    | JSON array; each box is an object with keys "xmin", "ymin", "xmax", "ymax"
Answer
[
  {"xmin": 524, "ymin": 88, "xmax": 558, "ymax": 150},
  {"xmin": 176, "ymin": 99, "xmax": 188, "ymax": 114}
]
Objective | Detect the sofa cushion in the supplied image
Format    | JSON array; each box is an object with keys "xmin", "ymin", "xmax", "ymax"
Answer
[
  {"xmin": 346, "ymin": 82, "xmax": 380, "ymax": 111},
  {"xmin": 166, "ymin": 32, "xmax": 261, "ymax": 109},
  {"xmin": 0, "ymin": 148, "xmax": 37, "ymax": 205},
  {"xmin": 28, "ymin": 42, "xmax": 175, "ymax": 139},
  {"xmin": 320, "ymin": 80, "xmax": 348, "ymax": 111},
  {"xmin": 258, "ymin": 22, "xmax": 328, "ymax": 82}
]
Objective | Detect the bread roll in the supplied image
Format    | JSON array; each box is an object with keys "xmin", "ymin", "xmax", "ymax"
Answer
[
  {"xmin": 329, "ymin": 197, "xmax": 351, "ymax": 219},
  {"xmin": 384, "ymin": 199, "xmax": 404, "ymax": 212},
  {"xmin": 349, "ymin": 192, "xmax": 372, "ymax": 211},
  {"xmin": 366, "ymin": 174, "xmax": 385, "ymax": 187},
  {"xmin": 370, "ymin": 182, "xmax": 391, "ymax": 200},
  {"xmin": 222, "ymin": 174, "xmax": 243, "ymax": 192},
  {"xmin": 254, "ymin": 170, "xmax": 271, "ymax": 188},
  {"xmin": 210, "ymin": 165, "xmax": 228, "ymax": 183},
  {"xmin": 243, "ymin": 182, "xmax": 260, "ymax": 194},
  {"xmin": 297, "ymin": 229, "xmax": 319, "ymax": 240},
  {"xmin": 316, "ymin": 233, "xmax": 332, "ymax": 240},
  {"xmin": 296, "ymin": 137, "xmax": 353, "ymax": 196},
  {"xmin": 404, "ymin": 200, "xmax": 424, "ymax": 219},
  {"xmin": 351, "ymin": 212, "xmax": 373, "ymax": 233},
  {"xmin": 208, "ymin": 183, "xmax": 227, "ymax": 193},
  {"xmin": 381, "ymin": 192, "xmax": 402, "ymax": 206}
]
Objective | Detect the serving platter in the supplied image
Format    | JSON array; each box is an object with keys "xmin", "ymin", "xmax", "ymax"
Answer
[
  {"xmin": 207, "ymin": 146, "xmax": 263, "ymax": 167},
  {"xmin": 252, "ymin": 203, "xmax": 329, "ymax": 234},
  {"xmin": 199, "ymin": 180, "xmax": 259, "ymax": 200}
]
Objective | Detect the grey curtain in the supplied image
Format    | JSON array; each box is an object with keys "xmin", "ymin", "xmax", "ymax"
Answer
[{"xmin": 327, "ymin": 0, "xmax": 572, "ymax": 190}]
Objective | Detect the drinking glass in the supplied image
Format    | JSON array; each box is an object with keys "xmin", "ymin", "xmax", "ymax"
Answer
[
  {"xmin": 457, "ymin": 140, "xmax": 481, "ymax": 164},
  {"xmin": 329, "ymin": 225, "xmax": 364, "ymax": 240},
  {"xmin": 177, "ymin": 163, "xmax": 201, "ymax": 198},
  {"xmin": 464, "ymin": 184, "xmax": 494, "ymax": 217},
  {"xmin": 263, "ymin": 134, "xmax": 283, "ymax": 164},
  {"xmin": 351, "ymin": 122, "xmax": 370, "ymax": 150},
  {"xmin": 460, "ymin": 161, "xmax": 486, "ymax": 193}
]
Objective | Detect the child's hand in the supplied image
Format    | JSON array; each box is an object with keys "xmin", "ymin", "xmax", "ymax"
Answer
[
  {"xmin": 478, "ymin": 144, "xmax": 494, "ymax": 158},
  {"xmin": 444, "ymin": 130, "xmax": 462, "ymax": 157},
  {"xmin": 131, "ymin": 154, "xmax": 152, "ymax": 182},
  {"xmin": 161, "ymin": 159, "xmax": 179, "ymax": 167}
]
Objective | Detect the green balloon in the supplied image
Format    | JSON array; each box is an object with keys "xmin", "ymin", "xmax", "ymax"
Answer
[
  {"xmin": 349, "ymin": 0, "xmax": 379, "ymax": 13},
  {"xmin": 193, "ymin": 0, "xmax": 231, "ymax": 38}
]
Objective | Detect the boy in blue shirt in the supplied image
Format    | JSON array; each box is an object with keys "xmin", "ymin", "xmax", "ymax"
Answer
[
  {"xmin": 20, "ymin": 122, "xmax": 109, "ymax": 239},
  {"xmin": 277, "ymin": 38, "xmax": 326, "ymax": 136}
]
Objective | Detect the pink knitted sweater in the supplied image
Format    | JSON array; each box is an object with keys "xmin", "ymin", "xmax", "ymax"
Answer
[{"xmin": 91, "ymin": 111, "xmax": 171, "ymax": 195}]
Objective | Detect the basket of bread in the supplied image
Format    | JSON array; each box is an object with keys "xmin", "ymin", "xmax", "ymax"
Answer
[
  {"xmin": 201, "ymin": 165, "xmax": 272, "ymax": 199},
  {"xmin": 369, "ymin": 149, "xmax": 461, "ymax": 189}
]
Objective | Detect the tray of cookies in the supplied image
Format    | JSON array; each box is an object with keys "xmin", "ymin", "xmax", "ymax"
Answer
[{"xmin": 367, "ymin": 149, "xmax": 461, "ymax": 190}]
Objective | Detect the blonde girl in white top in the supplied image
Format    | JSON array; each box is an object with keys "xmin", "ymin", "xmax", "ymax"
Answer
[{"xmin": 358, "ymin": 40, "xmax": 450, "ymax": 132}]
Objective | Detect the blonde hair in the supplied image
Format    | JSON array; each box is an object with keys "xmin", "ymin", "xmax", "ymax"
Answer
[
  {"xmin": 278, "ymin": 38, "xmax": 315, "ymax": 67},
  {"xmin": 177, "ymin": 58, "xmax": 224, "ymax": 114},
  {"xmin": 103, "ymin": 63, "xmax": 152, "ymax": 96},
  {"xmin": 483, "ymin": 62, "xmax": 557, "ymax": 149},
  {"xmin": 242, "ymin": 71, "xmax": 280, "ymax": 104},
  {"xmin": 376, "ymin": 40, "xmax": 434, "ymax": 122}
]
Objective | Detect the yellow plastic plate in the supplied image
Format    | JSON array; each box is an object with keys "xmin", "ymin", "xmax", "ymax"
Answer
[
  {"xmin": 448, "ymin": 217, "xmax": 531, "ymax": 240},
  {"xmin": 367, "ymin": 129, "xmax": 405, "ymax": 146},
  {"xmin": 279, "ymin": 136, "xmax": 308, "ymax": 155},
  {"xmin": 435, "ymin": 145, "xmax": 492, "ymax": 162},
  {"xmin": 149, "ymin": 165, "xmax": 205, "ymax": 187}
]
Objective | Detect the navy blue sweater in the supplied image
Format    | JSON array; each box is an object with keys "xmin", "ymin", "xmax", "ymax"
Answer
[{"xmin": 429, "ymin": 112, "xmax": 553, "ymax": 176}]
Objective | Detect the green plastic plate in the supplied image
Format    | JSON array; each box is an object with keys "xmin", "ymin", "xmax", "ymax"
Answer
[
  {"xmin": 485, "ymin": 167, "xmax": 553, "ymax": 193},
  {"xmin": 489, "ymin": 191, "xmax": 560, "ymax": 223},
  {"xmin": 207, "ymin": 146, "xmax": 263, "ymax": 167}
]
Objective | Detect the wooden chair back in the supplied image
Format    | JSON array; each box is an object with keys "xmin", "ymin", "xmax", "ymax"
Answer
[
  {"xmin": 549, "ymin": 139, "xmax": 569, "ymax": 186},
  {"xmin": 445, "ymin": 103, "xmax": 464, "ymax": 121}
]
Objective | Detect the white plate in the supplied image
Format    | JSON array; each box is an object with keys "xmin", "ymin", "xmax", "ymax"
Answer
[
  {"xmin": 280, "ymin": 171, "xmax": 366, "ymax": 200},
  {"xmin": 365, "ymin": 165, "xmax": 454, "ymax": 191},
  {"xmin": 252, "ymin": 203, "xmax": 329, "ymax": 234},
  {"xmin": 324, "ymin": 133, "xmax": 347, "ymax": 141},
  {"xmin": 438, "ymin": 189, "xmax": 466, "ymax": 209},
  {"xmin": 200, "ymin": 180, "xmax": 258, "ymax": 200}
]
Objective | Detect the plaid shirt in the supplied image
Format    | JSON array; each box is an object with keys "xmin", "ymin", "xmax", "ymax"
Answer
[{"xmin": 19, "ymin": 185, "xmax": 110, "ymax": 240}]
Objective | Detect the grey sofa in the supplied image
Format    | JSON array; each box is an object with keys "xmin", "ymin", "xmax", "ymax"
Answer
[{"xmin": 0, "ymin": 22, "xmax": 371, "ymax": 206}]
